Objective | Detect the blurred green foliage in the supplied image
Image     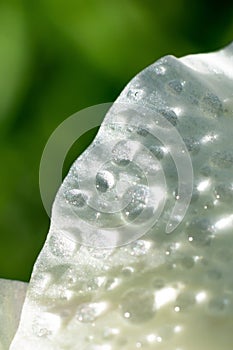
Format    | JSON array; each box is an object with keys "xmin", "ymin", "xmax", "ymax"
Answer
[{"xmin": 0, "ymin": 0, "xmax": 232, "ymax": 281}]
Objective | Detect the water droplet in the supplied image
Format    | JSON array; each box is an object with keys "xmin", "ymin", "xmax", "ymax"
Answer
[
  {"xmin": 155, "ymin": 65, "xmax": 166, "ymax": 75},
  {"xmin": 112, "ymin": 140, "xmax": 135, "ymax": 166},
  {"xmin": 86, "ymin": 247, "xmax": 112, "ymax": 259},
  {"xmin": 129, "ymin": 240, "xmax": 150, "ymax": 256},
  {"xmin": 124, "ymin": 311, "xmax": 131, "ymax": 318},
  {"xmin": 122, "ymin": 185, "xmax": 149, "ymax": 221},
  {"xmin": 156, "ymin": 336, "xmax": 162, "ymax": 343},
  {"xmin": 180, "ymin": 256, "xmax": 195, "ymax": 269},
  {"xmin": 127, "ymin": 88, "xmax": 145, "ymax": 101},
  {"xmin": 200, "ymin": 92, "xmax": 223, "ymax": 117},
  {"xmin": 120, "ymin": 288, "xmax": 156, "ymax": 323},
  {"xmin": 187, "ymin": 218, "xmax": 214, "ymax": 246},
  {"xmin": 103, "ymin": 327, "xmax": 119, "ymax": 340},
  {"xmin": 206, "ymin": 269, "xmax": 222, "ymax": 280},
  {"xmin": 159, "ymin": 109, "xmax": 178, "ymax": 126},
  {"xmin": 200, "ymin": 165, "xmax": 212, "ymax": 177},
  {"xmin": 96, "ymin": 170, "xmax": 115, "ymax": 193},
  {"xmin": 165, "ymin": 242, "xmax": 179, "ymax": 257},
  {"xmin": 37, "ymin": 328, "xmax": 51, "ymax": 338},
  {"xmin": 152, "ymin": 278, "xmax": 165, "ymax": 290},
  {"xmin": 105, "ymin": 277, "xmax": 120, "ymax": 291},
  {"xmin": 203, "ymin": 201, "xmax": 214, "ymax": 210},
  {"xmin": 85, "ymin": 334, "xmax": 94, "ymax": 343},
  {"xmin": 184, "ymin": 137, "xmax": 200, "ymax": 154},
  {"xmin": 167, "ymin": 80, "xmax": 183, "ymax": 94},
  {"xmin": 86, "ymin": 277, "xmax": 104, "ymax": 291},
  {"xmin": 121, "ymin": 266, "xmax": 134, "ymax": 276},
  {"xmin": 149, "ymin": 145, "xmax": 164, "ymax": 159},
  {"xmin": 146, "ymin": 333, "xmax": 157, "ymax": 343},
  {"xmin": 76, "ymin": 302, "xmax": 107, "ymax": 323},
  {"xmin": 207, "ymin": 297, "xmax": 229, "ymax": 316},
  {"xmin": 214, "ymin": 183, "xmax": 233, "ymax": 203},
  {"xmin": 174, "ymin": 306, "xmax": 180, "ymax": 312},
  {"xmin": 64, "ymin": 189, "xmax": 87, "ymax": 207},
  {"xmin": 49, "ymin": 234, "xmax": 77, "ymax": 258},
  {"xmin": 136, "ymin": 125, "xmax": 149, "ymax": 137},
  {"xmin": 32, "ymin": 313, "xmax": 60, "ymax": 337},
  {"xmin": 175, "ymin": 292, "xmax": 196, "ymax": 310},
  {"xmin": 211, "ymin": 151, "xmax": 233, "ymax": 168}
]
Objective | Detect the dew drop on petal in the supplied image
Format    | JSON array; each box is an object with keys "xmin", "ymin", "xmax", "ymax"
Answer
[{"xmin": 120, "ymin": 288, "xmax": 156, "ymax": 323}]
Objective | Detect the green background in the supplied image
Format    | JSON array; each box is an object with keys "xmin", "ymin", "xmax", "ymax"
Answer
[{"xmin": 0, "ymin": 0, "xmax": 232, "ymax": 282}]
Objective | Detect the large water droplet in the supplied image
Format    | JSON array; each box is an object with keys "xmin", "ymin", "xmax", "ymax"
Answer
[
  {"xmin": 159, "ymin": 108, "xmax": 178, "ymax": 126},
  {"xmin": 112, "ymin": 140, "xmax": 135, "ymax": 166},
  {"xmin": 64, "ymin": 189, "xmax": 87, "ymax": 207},
  {"xmin": 96, "ymin": 170, "xmax": 115, "ymax": 193},
  {"xmin": 49, "ymin": 234, "xmax": 77, "ymax": 258},
  {"xmin": 122, "ymin": 184, "xmax": 149, "ymax": 221}
]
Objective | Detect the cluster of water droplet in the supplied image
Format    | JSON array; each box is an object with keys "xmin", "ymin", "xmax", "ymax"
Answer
[{"xmin": 10, "ymin": 44, "xmax": 233, "ymax": 350}]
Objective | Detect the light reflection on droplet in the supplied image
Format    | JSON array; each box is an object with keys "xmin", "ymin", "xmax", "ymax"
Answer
[
  {"xmin": 197, "ymin": 179, "xmax": 211, "ymax": 192},
  {"xmin": 215, "ymin": 215, "xmax": 233, "ymax": 230},
  {"xmin": 174, "ymin": 325, "xmax": 182, "ymax": 333},
  {"xmin": 76, "ymin": 302, "xmax": 108, "ymax": 323},
  {"xmin": 201, "ymin": 133, "xmax": 218, "ymax": 144},
  {"xmin": 155, "ymin": 287, "xmax": 179, "ymax": 309},
  {"xmin": 136, "ymin": 341, "xmax": 142, "ymax": 348},
  {"xmin": 147, "ymin": 333, "xmax": 157, "ymax": 343},
  {"xmin": 196, "ymin": 291, "xmax": 207, "ymax": 303},
  {"xmin": 157, "ymin": 336, "xmax": 162, "ymax": 343}
]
